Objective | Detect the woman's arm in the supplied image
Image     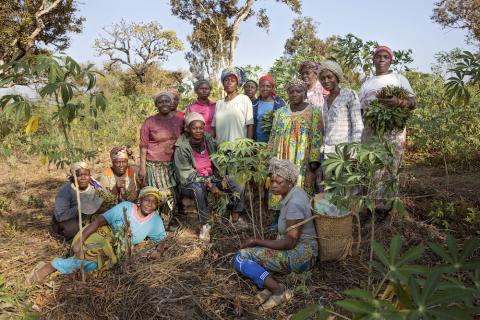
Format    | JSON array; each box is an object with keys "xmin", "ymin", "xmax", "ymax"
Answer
[
  {"xmin": 71, "ymin": 216, "xmax": 108, "ymax": 256},
  {"xmin": 241, "ymin": 219, "xmax": 303, "ymax": 251},
  {"xmin": 348, "ymin": 91, "xmax": 364, "ymax": 143},
  {"xmin": 246, "ymin": 124, "xmax": 254, "ymax": 139}
]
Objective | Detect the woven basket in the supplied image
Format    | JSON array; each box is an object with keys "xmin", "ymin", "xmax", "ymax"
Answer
[{"xmin": 311, "ymin": 199, "xmax": 355, "ymax": 262}]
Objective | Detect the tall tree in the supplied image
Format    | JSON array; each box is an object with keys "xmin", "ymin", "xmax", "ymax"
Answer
[
  {"xmin": 0, "ymin": 0, "xmax": 84, "ymax": 64},
  {"xmin": 94, "ymin": 20, "xmax": 183, "ymax": 83},
  {"xmin": 284, "ymin": 16, "xmax": 332, "ymax": 57},
  {"xmin": 432, "ymin": 0, "xmax": 480, "ymax": 44},
  {"xmin": 170, "ymin": 0, "xmax": 301, "ymax": 79}
]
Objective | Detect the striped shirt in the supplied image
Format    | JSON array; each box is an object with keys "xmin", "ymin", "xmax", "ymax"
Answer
[{"xmin": 322, "ymin": 87, "xmax": 364, "ymax": 154}]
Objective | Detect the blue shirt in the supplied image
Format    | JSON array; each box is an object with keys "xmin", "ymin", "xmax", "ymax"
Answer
[
  {"xmin": 255, "ymin": 100, "xmax": 275, "ymax": 143},
  {"xmin": 103, "ymin": 201, "xmax": 167, "ymax": 244}
]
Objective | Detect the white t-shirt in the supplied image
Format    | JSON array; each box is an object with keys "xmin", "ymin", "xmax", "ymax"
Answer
[
  {"xmin": 212, "ymin": 94, "xmax": 254, "ymax": 144},
  {"xmin": 359, "ymin": 73, "xmax": 414, "ymax": 112}
]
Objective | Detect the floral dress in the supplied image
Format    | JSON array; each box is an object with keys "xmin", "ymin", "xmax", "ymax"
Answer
[{"xmin": 267, "ymin": 104, "xmax": 323, "ymax": 209}]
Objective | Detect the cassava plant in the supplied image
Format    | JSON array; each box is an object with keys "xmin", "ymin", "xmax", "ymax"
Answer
[
  {"xmin": 292, "ymin": 234, "xmax": 480, "ymax": 320},
  {"xmin": 211, "ymin": 138, "xmax": 274, "ymax": 238}
]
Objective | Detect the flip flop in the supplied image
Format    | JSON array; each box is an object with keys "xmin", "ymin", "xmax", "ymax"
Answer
[
  {"xmin": 26, "ymin": 261, "xmax": 47, "ymax": 285},
  {"xmin": 255, "ymin": 289, "xmax": 272, "ymax": 304},
  {"xmin": 259, "ymin": 287, "xmax": 294, "ymax": 311}
]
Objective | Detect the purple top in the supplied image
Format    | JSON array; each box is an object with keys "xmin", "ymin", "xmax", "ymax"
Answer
[{"xmin": 140, "ymin": 115, "xmax": 184, "ymax": 162}]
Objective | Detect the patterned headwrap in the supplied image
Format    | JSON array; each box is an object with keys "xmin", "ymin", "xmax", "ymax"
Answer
[
  {"xmin": 70, "ymin": 161, "xmax": 89, "ymax": 175},
  {"xmin": 139, "ymin": 186, "xmax": 161, "ymax": 202},
  {"xmin": 259, "ymin": 75, "xmax": 276, "ymax": 96},
  {"xmin": 318, "ymin": 60, "xmax": 345, "ymax": 82},
  {"xmin": 110, "ymin": 146, "xmax": 130, "ymax": 161},
  {"xmin": 374, "ymin": 46, "xmax": 394, "ymax": 61},
  {"xmin": 299, "ymin": 61, "xmax": 320, "ymax": 74},
  {"xmin": 221, "ymin": 67, "xmax": 247, "ymax": 87},
  {"xmin": 286, "ymin": 79, "xmax": 307, "ymax": 94},
  {"xmin": 153, "ymin": 91, "xmax": 175, "ymax": 104},
  {"xmin": 185, "ymin": 112, "xmax": 205, "ymax": 127},
  {"xmin": 268, "ymin": 158, "xmax": 300, "ymax": 185}
]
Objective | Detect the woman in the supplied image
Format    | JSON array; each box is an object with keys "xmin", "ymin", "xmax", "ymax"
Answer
[
  {"xmin": 29, "ymin": 187, "xmax": 167, "ymax": 283},
  {"xmin": 52, "ymin": 161, "xmax": 104, "ymax": 240},
  {"xmin": 99, "ymin": 146, "xmax": 139, "ymax": 204},
  {"xmin": 299, "ymin": 61, "xmax": 327, "ymax": 108},
  {"xmin": 268, "ymin": 79, "xmax": 322, "ymax": 209},
  {"xmin": 212, "ymin": 67, "xmax": 254, "ymax": 144},
  {"xmin": 243, "ymin": 79, "xmax": 258, "ymax": 102},
  {"xmin": 318, "ymin": 60, "xmax": 364, "ymax": 155},
  {"xmin": 252, "ymin": 75, "xmax": 286, "ymax": 143},
  {"xmin": 139, "ymin": 91, "xmax": 184, "ymax": 219},
  {"xmin": 234, "ymin": 159, "xmax": 318, "ymax": 310},
  {"xmin": 185, "ymin": 80, "xmax": 216, "ymax": 135},
  {"xmin": 170, "ymin": 89, "xmax": 185, "ymax": 120},
  {"xmin": 174, "ymin": 112, "xmax": 246, "ymax": 241},
  {"xmin": 359, "ymin": 46, "xmax": 416, "ymax": 211}
]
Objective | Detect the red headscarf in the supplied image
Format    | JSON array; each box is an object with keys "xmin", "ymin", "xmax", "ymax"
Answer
[
  {"xmin": 374, "ymin": 46, "xmax": 394, "ymax": 60},
  {"xmin": 258, "ymin": 75, "xmax": 276, "ymax": 96}
]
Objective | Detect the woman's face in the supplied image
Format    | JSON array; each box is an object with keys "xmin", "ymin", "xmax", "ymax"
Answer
[
  {"xmin": 156, "ymin": 95, "xmax": 173, "ymax": 115},
  {"xmin": 259, "ymin": 80, "xmax": 273, "ymax": 99},
  {"xmin": 170, "ymin": 95, "xmax": 180, "ymax": 111},
  {"xmin": 374, "ymin": 51, "xmax": 392, "ymax": 75},
  {"xmin": 189, "ymin": 120, "xmax": 205, "ymax": 141},
  {"xmin": 112, "ymin": 159, "xmax": 128, "ymax": 176},
  {"xmin": 196, "ymin": 83, "xmax": 211, "ymax": 101},
  {"xmin": 287, "ymin": 86, "xmax": 306, "ymax": 105},
  {"xmin": 319, "ymin": 70, "xmax": 339, "ymax": 92},
  {"xmin": 243, "ymin": 82, "xmax": 257, "ymax": 99},
  {"xmin": 139, "ymin": 194, "xmax": 159, "ymax": 216},
  {"xmin": 223, "ymin": 75, "xmax": 238, "ymax": 94},
  {"xmin": 300, "ymin": 68, "xmax": 317, "ymax": 87},
  {"xmin": 270, "ymin": 174, "xmax": 292, "ymax": 196},
  {"xmin": 75, "ymin": 168, "xmax": 91, "ymax": 190}
]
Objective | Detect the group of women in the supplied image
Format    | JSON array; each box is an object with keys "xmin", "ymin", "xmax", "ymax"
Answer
[{"xmin": 30, "ymin": 45, "xmax": 416, "ymax": 311}]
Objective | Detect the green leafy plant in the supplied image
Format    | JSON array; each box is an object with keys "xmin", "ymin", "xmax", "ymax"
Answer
[
  {"xmin": 427, "ymin": 200, "xmax": 456, "ymax": 229},
  {"xmin": 364, "ymin": 86, "xmax": 412, "ymax": 136},
  {"xmin": 444, "ymin": 50, "xmax": 480, "ymax": 105},
  {"xmin": 260, "ymin": 110, "xmax": 275, "ymax": 135},
  {"xmin": 26, "ymin": 195, "xmax": 44, "ymax": 209}
]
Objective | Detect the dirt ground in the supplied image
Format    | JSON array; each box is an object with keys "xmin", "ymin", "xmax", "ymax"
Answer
[{"xmin": 0, "ymin": 156, "xmax": 479, "ymax": 319}]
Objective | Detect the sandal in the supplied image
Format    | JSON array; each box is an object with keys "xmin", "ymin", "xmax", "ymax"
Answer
[
  {"xmin": 26, "ymin": 261, "xmax": 48, "ymax": 285},
  {"xmin": 259, "ymin": 286, "xmax": 294, "ymax": 311},
  {"xmin": 255, "ymin": 289, "xmax": 272, "ymax": 304}
]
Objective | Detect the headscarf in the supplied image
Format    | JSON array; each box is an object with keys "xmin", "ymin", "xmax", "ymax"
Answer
[
  {"xmin": 70, "ymin": 161, "xmax": 89, "ymax": 175},
  {"xmin": 374, "ymin": 46, "xmax": 394, "ymax": 61},
  {"xmin": 110, "ymin": 146, "xmax": 130, "ymax": 161},
  {"xmin": 221, "ymin": 67, "xmax": 247, "ymax": 87},
  {"xmin": 243, "ymin": 79, "xmax": 258, "ymax": 88},
  {"xmin": 286, "ymin": 79, "xmax": 307, "ymax": 94},
  {"xmin": 318, "ymin": 60, "xmax": 345, "ymax": 82},
  {"xmin": 154, "ymin": 91, "xmax": 175, "ymax": 104},
  {"xmin": 185, "ymin": 112, "xmax": 205, "ymax": 127},
  {"xmin": 268, "ymin": 159, "xmax": 300, "ymax": 185},
  {"xmin": 194, "ymin": 79, "xmax": 212, "ymax": 91},
  {"xmin": 139, "ymin": 186, "xmax": 161, "ymax": 202},
  {"xmin": 299, "ymin": 61, "xmax": 320, "ymax": 74},
  {"xmin": 258, "ymin": 75, "xmax": 276, "ymax": 96}
]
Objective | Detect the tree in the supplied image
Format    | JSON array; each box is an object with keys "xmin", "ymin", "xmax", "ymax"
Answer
[
  {"xmin": 170, "ymin": 0, "xmax": 301, "ymax": 79},
  {"xmin": 284, "ymin": 16, "xmax": 333, "ymax": 57},
  {"xmin": 0, "ymin": 0, "xmax": 84, "ymax": 64},
  {"xmin": 94, "ymin": 20, "xmax": 183, "ymax": 83},
  {"xmin": 432, "ymin": 0, "xmax": 480, "ymax": 44}
]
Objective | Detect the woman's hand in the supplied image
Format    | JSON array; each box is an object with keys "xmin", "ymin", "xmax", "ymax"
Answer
[
  {"xmin": 72, "ymin": 239, "xmax": 82, "ymax": 257},
  {"xmin": 139, "ymin": 166, "xmax": 146, "ymax": 184},
  {"xmin": 377, "ymin": 96, "xmax": 401, "ymax": 108},
  {"xmin": 240, "ymin": 237, "xmax": 257, "ymax": 249}
]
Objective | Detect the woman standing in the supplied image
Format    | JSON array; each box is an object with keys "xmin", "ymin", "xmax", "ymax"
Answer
[
  {"xmin": 252, "ymin": 75, "xmax": 286, "ymax": 143},
  {"xmin": 185, "ymin": 80, "xmax": 216, "ymax": 135},
  {"xmin": 139, "ymin": 91, "xmax": 184, "ymax": 218},
  {"xmin": 29, "ymin": 187, "xmax": 167, "ymax": 282},
  {"xmin": 234, "ymin": 159, "xmax": 318, "ymax": 310},
  {"xmin": 359, "ymin": 46, "xmax": 416, "ymax": 211},
  {"xmin": 318, "ymin": 60, "xmax": 364, "ymax": 155},
  {"xmin": 243, "ymin": 79, "xmax": 258, "ymax": 102},
  {"xmin": 267, "ymin": 80, "xmax": 323, "ymax": 209},
  {"xmin": 299, "ymin": 61, "xmax": 327, "ymax": 108}
]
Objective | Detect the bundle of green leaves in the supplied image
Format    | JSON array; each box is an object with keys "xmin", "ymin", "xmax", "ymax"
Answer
[
  {"xmin": 364, "ymin": 86, "xmax": 411, "ymax": 136},
  {"xmin": 260, "ymin": 110, "xmax": 275, "ymax": 135}
]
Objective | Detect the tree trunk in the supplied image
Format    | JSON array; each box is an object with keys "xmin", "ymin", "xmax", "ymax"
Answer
[{"xmin": 227, "ymin": 0, "xmax": 254, "ymax": 67}]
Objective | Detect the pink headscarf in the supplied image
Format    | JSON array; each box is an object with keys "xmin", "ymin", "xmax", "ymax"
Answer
[{"xmin": 374, "ymin": 46, "xmax": 394, "ymax": 60}]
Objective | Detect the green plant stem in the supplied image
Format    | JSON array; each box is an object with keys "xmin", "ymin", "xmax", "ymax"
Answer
[
  {"xmin": 327, "ymin": 310, "xmax": 352, "ymax": 320},
  {"xmin": 72, "ymin": 172, "xmax": 85, "ymax": 282},
  {"xmin": 374, "ymin": 272, "xmax": 390, "ymax": 297},
  {"xmin": 248, "ymin": 184, "xmax": 256, "ymax": 239},
  {"xmin": 368, "ymin": 209, "xmax": 375, "ymax": 289},
  {"xmin": 258, "ymin": 184, "xmax": 264, "ymax": 240}
]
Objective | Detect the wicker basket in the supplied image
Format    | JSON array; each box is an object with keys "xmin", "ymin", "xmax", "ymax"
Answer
[{"xmin": 311, "ymin": 199, "xmax": 355, "ymax": 262}]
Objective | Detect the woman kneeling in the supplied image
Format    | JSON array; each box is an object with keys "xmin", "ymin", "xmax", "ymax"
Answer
[
  {"xmin": 233, "ymin": 159, "xmax": 318, "ymax": 310},
  {"xmin": 29, "ymin": 186, "xmax": 167, "ymax": 283}
]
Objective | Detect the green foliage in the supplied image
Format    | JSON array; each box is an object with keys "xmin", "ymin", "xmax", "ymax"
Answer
[
  {"xmin": 0, "ymin": 274, "xmax": 39, "ymax": 319},
  {"xmin": 26, "ymin": 195, "xmax": 44, "ymax": 209},
  {"xmin": 0, "ymin": 196, "xmax": 11, "ymax": 214},
  {"xmin": 260, "ymin": 110, "xmax": 275, "ymax": 135},
  {"xmin": 428, "ymin": 200, "xmax": 456, "ymax": 229},
  {"xmin": 364, "ymin": 86, "xmax": 412, "ymax": 136},
  {"xmin": 294, "ymin": 234, "xmax": 480, "ymax": 320},
  {"xmin": 444, "ymin": 50, "xmax": 480, "ymax": 105}
]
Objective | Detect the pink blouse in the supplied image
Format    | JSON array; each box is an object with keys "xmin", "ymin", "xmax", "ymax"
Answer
[
  {"xmin": 186, "ymin": 100, "xmax": 216, "ymax": 134},
  {"xmin": 192, "ymin": 146, "xmax": 213, "ymax": 177}
]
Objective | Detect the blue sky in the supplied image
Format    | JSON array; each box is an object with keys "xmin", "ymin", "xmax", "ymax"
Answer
[{"xmin": 64, "ymin": 0, "xmax": 473, "ymax": 73}]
